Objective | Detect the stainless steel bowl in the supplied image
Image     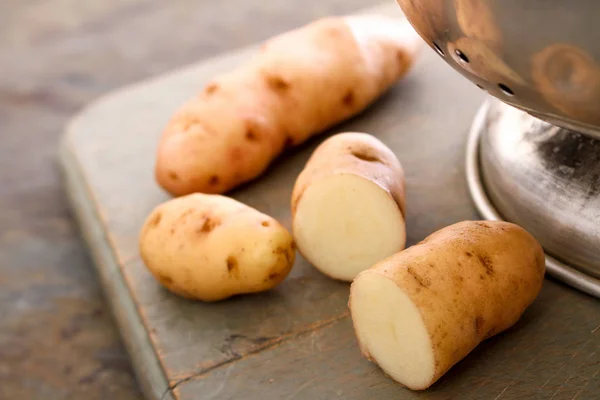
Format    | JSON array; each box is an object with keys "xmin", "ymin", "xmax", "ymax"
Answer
[
  {"xmin": 466, "ymin": 99, "xmax": 600, "ymax": 298},
  {"xmin": 396, "ymin": 0, "xmax": 600, "ymax": 296},
  {"xmin": 396, "ymin": 0, "xmax": 600, "ymax": 137}
]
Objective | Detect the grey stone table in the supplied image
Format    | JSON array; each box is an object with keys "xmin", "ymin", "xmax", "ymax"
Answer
[
  {"xmin": 0, "ymin": 0, "xmax": 380, "ymax": 398},
  {"xmin": 58, "ymin": 2, "xmax": 599, "ymax": 400}
]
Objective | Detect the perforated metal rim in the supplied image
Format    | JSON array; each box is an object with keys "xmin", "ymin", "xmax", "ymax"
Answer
[{"xmin": 465, "ymin": 99, "xmax": 600, "ymax": 299}]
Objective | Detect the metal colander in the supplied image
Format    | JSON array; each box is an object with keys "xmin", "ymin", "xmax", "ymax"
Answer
[{"xmin": 396, "ymin": 0, "xmax": 600, "ymax": 138}]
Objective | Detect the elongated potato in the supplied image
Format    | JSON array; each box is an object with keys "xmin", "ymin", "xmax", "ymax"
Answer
[
  {"xmin": 155, "ymin": 15, "xmax": 423, "ymax": 196},
  {"xmin": 291, "ymin": 132, "xmax": 405, "ymax": 281},
  {"xmin": 350, "ymin": 220, "xmax": 545, "ymax": 390},
  {"xmin": 139, "ymin": 194, "xmax": 295, "ymax": 302}
]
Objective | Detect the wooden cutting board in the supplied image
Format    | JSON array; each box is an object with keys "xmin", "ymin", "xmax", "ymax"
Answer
[{"xmin": 58, "ymin": 3, "xmax": 600, "ymax": 399}]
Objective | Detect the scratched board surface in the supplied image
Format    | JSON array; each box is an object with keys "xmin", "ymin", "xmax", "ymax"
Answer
[{"xmin": 59, "ymin": 3, "xmax": 600, "ymax": 399}]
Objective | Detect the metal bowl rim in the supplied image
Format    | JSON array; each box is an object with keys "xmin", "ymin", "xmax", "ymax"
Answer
[{"xmin": 465, "ymin": 98, "xmax": 600, "ymax": 299}]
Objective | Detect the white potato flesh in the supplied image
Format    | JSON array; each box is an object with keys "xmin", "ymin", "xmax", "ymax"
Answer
[
  {"xmin": 351, "ymin": 272, "xmax": 434, "ymax": 390},
  {"xmin": 293, "ymin": 173, "xmax": 406, "ymax": 281}
]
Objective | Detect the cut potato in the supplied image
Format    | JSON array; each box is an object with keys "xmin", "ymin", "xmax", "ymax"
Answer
[
  {"xmin": 352, "ymin": 273, "xmax": 434, "ymax": 389},
  {"xmin": 139, "ymin": 193, "xmax": 296, "ymax": 302},
  {"xmin": 291, "ymin": 132, "xmax": 405, "ymax": 281},
  {"xmin": 350, "ymin": 220, "xmax": 545, "ymax": 390}
]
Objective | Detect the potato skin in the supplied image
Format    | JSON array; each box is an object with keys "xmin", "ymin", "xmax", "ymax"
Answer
[
  {"xmin": 139, "ymin": 194, "xmax": 295, "ymax": 302},
  {"xmin": 352, "ymin": 220, "xmax": 545, "ymax": 388},
  {"xmin": 291, "ymin": 132, "xmax": 405, "ymax": 218},
  {"xmin": 155, "ymin": 15, "xmax": 422, "ymax": 196}
]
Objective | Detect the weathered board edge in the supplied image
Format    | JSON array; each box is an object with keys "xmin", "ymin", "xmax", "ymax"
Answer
[{"xmin": 57, "ymin": 134, "xmax": 173, "ymax": 400}]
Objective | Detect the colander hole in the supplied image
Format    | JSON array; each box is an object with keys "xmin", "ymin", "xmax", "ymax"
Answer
[
  {"xmin": 498, "ymin": 83, "xmax": 514, "ymax": 96},
  {"xmin": 455, "ymin": 49, "xmax": 469, "ymax": 63},
  {"xmin": 476, "ymin": 84, "xmax": 486, "ymax": 91},
  {"xmin": 433, "ymin": 42, "xmax": 445, "ymax": 57}
]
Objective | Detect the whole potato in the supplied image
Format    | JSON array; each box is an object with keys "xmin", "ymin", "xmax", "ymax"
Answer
[
  {"xmin": 154, "ymin": 15, "xmax": 422, "ymax": 196},
  {"xmin": 139, "ymin": 194, "xmax": 295, "ymax": 302}
]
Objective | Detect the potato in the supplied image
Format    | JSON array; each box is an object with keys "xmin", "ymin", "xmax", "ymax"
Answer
[
  {"xmin": 139, "ymin": 193, "xmax": 295, "ymax": 302},
  {"xmin": 155, "ymin": 15, "xmax": 423, "ymax": 196},
  {"xmin": 349, "ymin": 220, "xmax": 545, "ymax": 390},
  {"xmin": 291, "ymin": 132, "xmax": 406, "ymax": 281}
]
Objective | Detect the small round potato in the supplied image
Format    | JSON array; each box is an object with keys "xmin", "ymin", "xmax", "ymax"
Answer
[{"xmin": 139, "ymin": 193, "xmax": 296, "ymax": 302}]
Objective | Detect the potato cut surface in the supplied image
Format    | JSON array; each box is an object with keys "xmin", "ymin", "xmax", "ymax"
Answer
[
  {"xmin": 351, "ymin": 272, "xmax": 434, "ymax": 390},
  {"xmin": 293, "ymin": 173, "xmax": 405, "ymax": 281}
]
